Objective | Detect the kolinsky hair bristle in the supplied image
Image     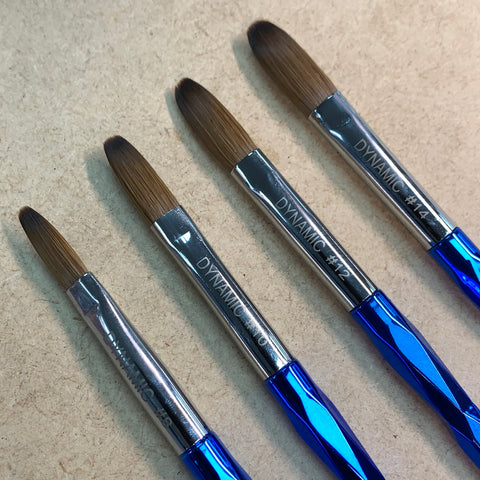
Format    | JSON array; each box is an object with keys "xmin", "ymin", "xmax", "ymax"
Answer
[
  {"xmin": 104, "ymin": 136, "xmax": 179, "ymax": 223},
  {"xmin": 175, "ymin": 78, "xmax": 256, "ymax": 170},
  {"xmin": 19, "ymin": 207, "xmax": 88, "ymax": 290},
  {"xmin": 248, "ymin": 21, "xmax": 336, "ymax": 116}
]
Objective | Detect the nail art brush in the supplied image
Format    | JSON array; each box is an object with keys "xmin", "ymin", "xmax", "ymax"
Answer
[
  {"xmin": 104, "ymin": 135, "xmax": 386, "ymax": 480},
  {"xmin": 174, "ymin": 78, "xmax": 480, "ymax": 468},
  {"xmin": 19, "ymin": 206, "xmax": 252, "ymax": 480},
  {"xmin": 247, "ymin": 20, "xmax": 480, "ymax": 312}
]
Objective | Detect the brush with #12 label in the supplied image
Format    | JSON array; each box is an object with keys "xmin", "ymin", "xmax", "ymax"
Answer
[
  {"xmin": 174, "ymin": 77, "xmax": 480, "ymax": 468},
  {"xmin": 248, "ymin": 20, "xmax": 480, "ymax": 312}
]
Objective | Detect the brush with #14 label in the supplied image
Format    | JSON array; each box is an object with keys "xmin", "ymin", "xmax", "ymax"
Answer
[
  {"xmin": 247, "ymin": 20, "xmax": 480, "ymax": 312},
  {"xmin": 104, "ymin": 135, "xmax": 386, "ymax": 480},
  {"xmin": 174, "ymin": 77, "xmax": 480, "ymax": 468},
  {"xmin": 19, "ymin": 207, "xmax": 252, "ymax": 480}
]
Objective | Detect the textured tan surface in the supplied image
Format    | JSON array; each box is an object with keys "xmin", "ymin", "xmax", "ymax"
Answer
[{"xmin": 2, "ymin": 1, "xmax": 480, "ymax": 479}]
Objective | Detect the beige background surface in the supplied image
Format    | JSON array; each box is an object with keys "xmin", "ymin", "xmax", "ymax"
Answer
[{"xmin": 2, "ymin": 1, "xmax": 480, "ymax": 479}]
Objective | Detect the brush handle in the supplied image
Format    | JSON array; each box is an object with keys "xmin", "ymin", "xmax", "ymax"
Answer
[
  {"xmin": 266, "ymin": 360, "xmax": 384, "ymax": 480},
  {"xmin": 181, "ymin": 432, "xmax": 252, "ymax": 480},
  {"xmin": 429, "ymin": 227, "xmax": 480, "ymax": 309},
  {"xmin": 351, "ymin": 290, "xmax": 480, "ymax": 467}
]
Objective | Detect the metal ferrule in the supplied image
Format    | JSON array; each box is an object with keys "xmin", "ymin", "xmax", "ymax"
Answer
[
  {"xmin": 310, "ymin": 91, "xmax": 454, "ymax": 248},
  {"xmin": 67, "ymin": 272, "xmax": 208, "ymax": 455},
  {"xmin": 151, "ymin": 207, "xmax": 292, "ymax": 380},
  {"xmin": 233, "ymin": 149, "xmax": 376, "ymax": 310}
]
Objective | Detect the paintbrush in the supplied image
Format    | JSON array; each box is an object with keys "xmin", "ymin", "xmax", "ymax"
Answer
[
  {"xmin": 247, "ymin": 20, "xmax": 480, "ymax": 312},
  {"xmin": 18, "ymin": 206, "xmax": 252, "ymax": 480},
  {"xmin": 104, "ymin": 135, "xmax": 386, "ymax": 480},
  {"xmin": 174, "ymin": 77, "xmax": 480, "ymax": 468}
]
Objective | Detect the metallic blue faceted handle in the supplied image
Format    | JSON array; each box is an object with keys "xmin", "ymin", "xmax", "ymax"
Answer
[
  {"xmin": 351, "ymin": 290, "xmax": 480, "ymax": 467},
  {"xmin": 181, "ymin": 432, "xmax": 252, "ymax": 480},
  {"xmin": 266, "ymin": 360, "xmax": 384, "ymax": 479},
  {"xmin": 429, "ymin": 227, "xmax": 480, "ymax": 309}
]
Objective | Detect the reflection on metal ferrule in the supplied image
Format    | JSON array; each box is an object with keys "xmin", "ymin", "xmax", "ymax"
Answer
[
  {"xmin": 67, "ymin": 272, "xmax": 208, "ymax": 454},
  {"xmin": 152, "ymin": 207, "xmax": 292, "ymax": 379},
  {"xmin": 310, "ymin": 91, "xmax": 454, "ymax": 247},
  {"xmin": 233, "ymin": 149, "xmax": 376, "ymax": 310}
]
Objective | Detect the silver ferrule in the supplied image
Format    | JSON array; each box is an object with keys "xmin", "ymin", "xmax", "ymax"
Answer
[
  {"xmin": 152, "ymin": 207, "xmax": 292, "ymax": 379},
  {"xmin": 310, "ymin": 91, "xmax": 454, "ymax": 248},
  {"xmin": 67, "ymin": 272, "xmax": 208, "ymax": 455},
  {"xmin": 233, "ymin": 149, "xmax": 376, "ymax": 310}
]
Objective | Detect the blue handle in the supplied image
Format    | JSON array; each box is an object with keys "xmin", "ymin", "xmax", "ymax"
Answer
[
  {"xmin": 429, "ymin": 227, "xmax": 480, "ymax": 309},
  {"xmin": 266, "ymin": 360, "xmax": 384, "ymax": 479},
  {"xmin": 351, "ymin": 290, "xmax": 480, "ymax": 467},
  {"xmin": 181, "ymin": 431, "xmax": 252, "ymax": 480}
]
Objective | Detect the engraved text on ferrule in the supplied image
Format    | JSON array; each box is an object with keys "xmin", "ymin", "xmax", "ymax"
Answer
[
  {"xmin": 196, "ymin": 256, "xmax": 269, "ymax": 347},
  {"xmin": 104, "ymin": 330, "xmax": 173, "ymax": 428},
  {"xmin": 275, "ymin": 197, "xmax": 326, "ymax": 252},
  {"xmin": 353, "ymin": 139, "xmax": 405, "ymax": 193}
]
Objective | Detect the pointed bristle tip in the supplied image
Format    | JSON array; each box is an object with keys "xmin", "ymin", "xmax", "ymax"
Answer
[
  {"xmin": 247, "ymin": 20, "xmax": 336, "ymax": 115},
  {"xmin": 104, "ymin": 136, "xmax": 178, "ymax": 223},
  {"xmin": 175, "ymin": 78, "xmax": 256, "ymax": 169},
  {"xmin": 19, "ymin": 207, "xmax": 87, "ymax": 290}
]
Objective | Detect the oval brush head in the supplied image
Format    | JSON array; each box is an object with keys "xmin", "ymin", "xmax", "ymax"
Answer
[
  {"xmin": 248, "ymin": 20, "xmax": 336, "ymax": 116},
  {"xmin": 19, "ymin": 207, "xmax": 88, "ymax": 290},
  {"xmin": 104, "ymin": 136, "xmax": 179, "ymax": 223},
  {"xmin": 175, "ymin": 78, "xmax": 256, "ymax": 170}
]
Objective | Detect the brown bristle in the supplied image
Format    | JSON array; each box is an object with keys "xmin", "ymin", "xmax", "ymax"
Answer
[
  {"xmin": 19, "ymin": 207, "xmax": 87, "ymax": 290},
  {"xmin": 247, "ymin": 20, "xmax": 336, "ymax": 115},
  {"xmin": 175, "ymin": 78, "xmax": 256, "ymax": 169},
  {"xmin": 104, "ymin": 136, "xmax": 179, "ymax": 223}
]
